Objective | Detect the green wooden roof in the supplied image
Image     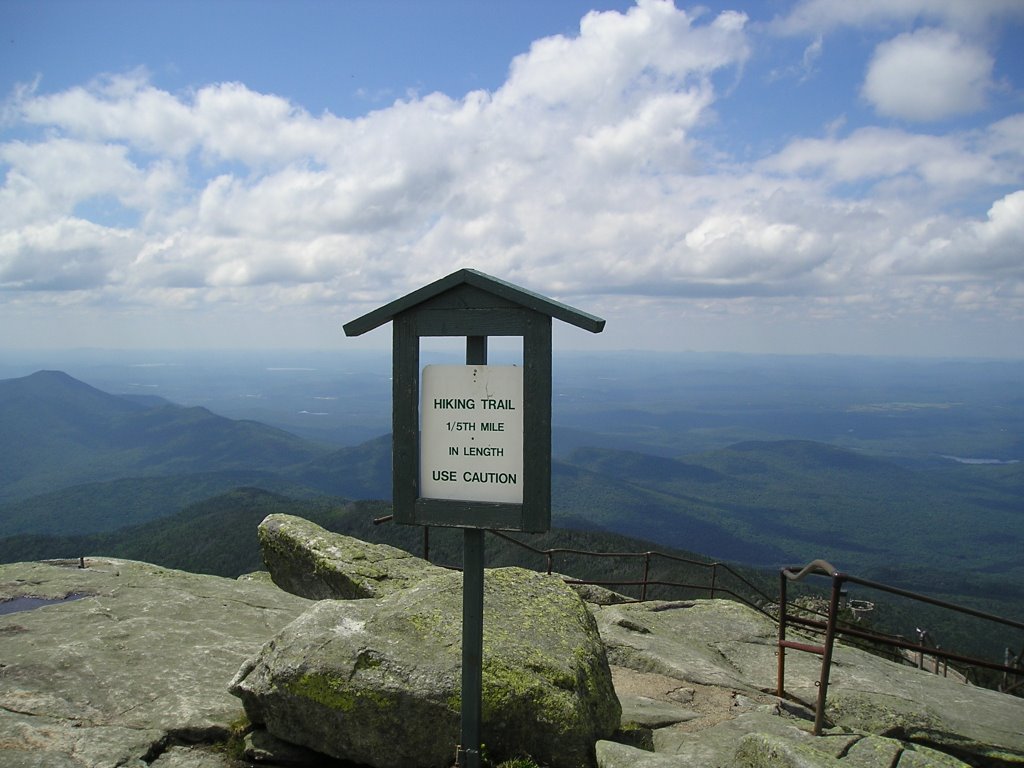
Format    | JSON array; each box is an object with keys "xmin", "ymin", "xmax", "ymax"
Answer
[{"xmin": 343, "ymin": 268, "xmax": 605, "ymax": 337}]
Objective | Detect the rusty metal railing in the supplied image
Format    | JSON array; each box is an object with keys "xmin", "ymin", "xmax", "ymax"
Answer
[
  {"xmin": 777, "ymin": 559, "xmax": 1024, "ymax": 735},
  {"xmin": 372, "ymin": 515, "xmax": 1024, "ymax": 716},
  {"xmin": 1005, "ymin": 647, "xmax": 1024, "ymax": 695},
  {"xmin": 372, "ymin": 513, "xmax": 776, "ymax": 616},
  {"xmin": 487, "ymin": 529, "xmax": 777, "ymax": 619}
]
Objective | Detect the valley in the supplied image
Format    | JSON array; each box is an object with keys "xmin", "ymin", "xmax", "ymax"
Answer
[{"xmin": 0, "ymin": 349, "xmax": 1021, "ymax": 665}]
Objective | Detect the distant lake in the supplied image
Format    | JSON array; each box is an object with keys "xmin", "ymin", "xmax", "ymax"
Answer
[{"xmin": 941, "ymin": 455, "xmax": 1020, "ymax": 465}]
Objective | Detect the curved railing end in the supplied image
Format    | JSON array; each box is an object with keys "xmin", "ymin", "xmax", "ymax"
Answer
[{"xmin": 781, "ymin": 559, "xmax": 840, "ymax": 582}]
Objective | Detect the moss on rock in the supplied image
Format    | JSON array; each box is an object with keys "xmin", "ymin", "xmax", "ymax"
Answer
[{"xmin": 231, "ymin": 567, "xmax": 620, "ymax": 768}]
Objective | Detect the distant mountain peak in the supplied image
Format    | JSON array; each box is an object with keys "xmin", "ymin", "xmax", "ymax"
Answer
[
  {"xmin": 1, "ymin": 369, "xmax": 135, "ymax": 404},
  {"xmin": 0, "ymin": 369, "xmax": 328, "ymax": 506},
  {"xmin": 21, "ymin": 369, "xmax": 98, "ymax": 389}
]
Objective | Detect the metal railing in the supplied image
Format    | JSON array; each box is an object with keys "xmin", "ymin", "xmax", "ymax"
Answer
[
  {"xmin": 489, "ymin": 529, "xmax": 778, "ymax": 619},
  {"xmin": 373, "ymin": 516, "xmax": 1024, "ymax": 724},
  {"xmin": 1005, "ymin": 647, "xmax": 1024, "ymax": 695},
  {"xmin": 777, "ymin": 559, "xmax": 1024, "ymax": 735},
  {"xmin": 373, "ymin": 513, "xmax": 776, "ymax": 615}
]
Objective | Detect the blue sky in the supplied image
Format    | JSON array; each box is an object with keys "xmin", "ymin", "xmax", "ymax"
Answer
[{"xmin": 2, "ymin": 0, "xmax": 1023, "ymax": 357}]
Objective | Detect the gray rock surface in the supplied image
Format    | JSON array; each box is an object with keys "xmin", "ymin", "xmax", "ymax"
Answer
[
  {"xmin": 596, "ymin": 740, "xmax": 687, "ymax": 767},
  {"xmin": 650, "ymin": 710, "xmax": 814, "ymax": 765},
  {"xmin": 595, "ymin": 599, "xmax": 1024, "ymax": 767},
  {"xmin": 149, "ymin": 746, "xmax": 240, "ymax": 768},
  {"xmin": 618, "ymin": 695, "xmax": 699, "ymax": 728},
  {"xmin": 242, "ymin": 728, "xmax": 335, "ymax": 765},
  {"xmin": 731, "ymin": 731, "xmax": 977, "ymax": 768},
  {"xmin": 3, "ymin": 542, "xmax": 1022, "ymax": 768},
  {"xmin": 564, "ymin": 580, "xmax": 633, "ymax": 606},
  {"xmin": 601, "ymin": 707, "xmax": 978, "ymax": 767},
  {"xmin": 0, "ymin": 558, "xmax": 311, "ymax": 768},
  {"xmin": 231, "ymin": 566, "xmax": 621, "ymax": 768},
  {"xmin": 258, "ymin": 513, "xmax": 447, "ymax": 599}
]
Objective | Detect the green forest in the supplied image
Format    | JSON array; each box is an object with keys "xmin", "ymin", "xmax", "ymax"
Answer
[{"xmin": 1, "ymin": 365, "xmax": 1022, "ymax": 685}]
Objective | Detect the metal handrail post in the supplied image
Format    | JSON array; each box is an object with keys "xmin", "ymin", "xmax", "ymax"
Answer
[
  {"xmin": 814, "ymin": 571, "xmax": 845, "ymax": 736},
  {"xmin": 777, "ymin": 570, "xmax": 788, "ymax": 698},
  {"xmin": 710, "ymin": 563, "xmax": 718, "ymax": 599},
  {"xmin": 641, "ymin": 552, "xmax": 651, "ymax": 602}
]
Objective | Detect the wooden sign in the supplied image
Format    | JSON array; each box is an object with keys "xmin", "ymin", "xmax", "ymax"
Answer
[
  {"xmin": 344, "ymin": 267, "xmax": 604, "ymax": 533},
  {"xmin": 420, "ymin": 364, "xmax": 524, "ymax": 504},
  {"xmin": 344, "ymin": 268, "xmax": 604, "ymax": 768}
]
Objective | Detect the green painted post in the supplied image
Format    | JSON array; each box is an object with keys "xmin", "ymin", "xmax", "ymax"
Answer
[
  {"xmin": 461, "ymin": 528, "xmax": 485, "ymax": 768},
  {"xmin": 459, "ymin": 336, "xmax": 487, "ymax": 768},
  {"xmin": 343, "ymin": 269, "xmax": 604, "ymax": 766}
]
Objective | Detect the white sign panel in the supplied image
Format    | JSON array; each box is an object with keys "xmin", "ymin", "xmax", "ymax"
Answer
[{"xmin": 420, "ymin": 365, "xmax": 523, "ymax": 503}]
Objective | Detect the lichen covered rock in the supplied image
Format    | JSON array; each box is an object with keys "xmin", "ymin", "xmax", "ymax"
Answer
[
  {"xmin": 258, "ymin": 513, "xmax": 446, "ymax": 599},
  {"xmin": 230, "ymin": 566, "xmax": 621, "ymax": 768}
]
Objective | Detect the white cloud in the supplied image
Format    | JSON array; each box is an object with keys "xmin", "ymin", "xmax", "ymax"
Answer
[
  {"xmin": 18, "ymin": 71, "xmax": 199, "ymax": 157},
  {"xmin": 0, "ymin": 218, "xmax": 137, "ymax": 290},
  {"xmin": 0, "ymin": 1, "xmax": 755, "ymax": 303},
  {"xmin": 774, "ymin": 0, "xmax": 1024, "ymax": 36},
  {"xmin": 858, "ymin": 189, "xmax": 1024, "ymax": 287},
  {"xmin": 761, "ymin": 125, "xmax": 1015, "ymax": 192},
  {"xmin": 0, "ymin": 0, "xmax": 1022, "ymax": 355},
  {"xmin": 800, "ymin": 35, "xmax": 824, "ymax": 80},
  {"xmin": 862, "ymin": 29, "xmax": 994, "ymax": 122}
]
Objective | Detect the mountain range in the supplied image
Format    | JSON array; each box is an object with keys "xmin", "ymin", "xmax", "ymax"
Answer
[{"xmin": 1, "ymin": 369, "xmax": 1021, "ymax": 640}]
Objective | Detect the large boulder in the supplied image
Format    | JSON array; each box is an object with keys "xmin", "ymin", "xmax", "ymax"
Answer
[
  {"xmin": 231, "ymin": 566, "xmax": 621, "ymax": 768},
  {"xmin": 258, "ymin": 513, "xmax": 446, "ymax": 599},
  {"xmin": 0, "ymin": 558, "xmax": 312, "ymax": 767}
]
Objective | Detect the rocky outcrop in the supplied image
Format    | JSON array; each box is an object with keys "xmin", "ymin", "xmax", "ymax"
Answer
[
  {"xmin": 258, "ymin": 513, "xmax": 446, "ymax": 599},
  {"xmin": 230, "ymin": 566, "xmax": 621, "ymax": 768},
  {"xmin": 3, "ymin": 528, "xmax": 1023, "ymax": 768},
  {"xmin": 595, "ymin": 599, "xmax": 1024, "ymax": 767},
  {"xmin": 0, "ymin": 558, "xmax": 311, "ymax": 768}
]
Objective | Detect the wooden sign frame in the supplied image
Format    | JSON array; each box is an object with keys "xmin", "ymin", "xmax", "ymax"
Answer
[{"xmin": 344, "ymin": 268, "xmax": 604, "ymax": 533}]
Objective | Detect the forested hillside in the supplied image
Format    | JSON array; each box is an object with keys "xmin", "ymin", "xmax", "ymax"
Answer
[
  {"xmin": 0, "ymin": 370, "xmax": 328, "ymax": 503},
  {"xmin": 0, "ymin": 487, "xmax": 766, "ymax": 605},
  {"xmin": 1, "ymin": 367, "xmax": 1021, "ymax": 666}
]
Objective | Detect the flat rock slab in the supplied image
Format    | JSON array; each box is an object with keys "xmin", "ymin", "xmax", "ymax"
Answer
[
  {"xmin": 0, "ymin": 558, "xmax": 312, "ymax": 767},
  {"xmin": 651, "ymin": 710, "xmax": 816, "ymax": 765},
  {"xmin": 597, "ymin": 740, "xmax": 689, "ymax": 767},
  {"xmin": 818, "ymin": 660, "xmax": 1024, "ymax": 764},
  {"xmin": 602, "ymin": 715, "xmax": 977, "ymax": 768},
  {"xmin": 595, "ymin": 599, "xmax": 1024, "ymax": 766},
  {"xmin": 619, "ymin": 695, "xmax": 700, "ymax": 728},
  {"xmin": 732, "ymin": 732, "xmax": 977, "ymax": 768},
  {"xmin": 149, "ymin": 746, "xmax": 241, "ymax": 768},
  {"xmin": 598, "ymin": 729, "xmax": 974, "ymax": 768},
  {"xmin": 596, "ymin": 599, "xmax": 790, "ymax": 694}
]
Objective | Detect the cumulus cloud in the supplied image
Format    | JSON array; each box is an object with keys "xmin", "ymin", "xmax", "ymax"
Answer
[
  {"xmin": 862, "ymin": 29, "xmax": 994, "ymax": 121},
  {"xmin": 0, "ymin": 218, "xmax": 138, "ymax": 291},
  {"xmin": 761, "ymin": 123, "xmax": 1019, "ymax": 191},
  {"xmin": 0, "ymin": 0, "xmax": 1022, "ymax": 353},
  {"xmin": 774, "ymin": 0, "xmax": 1024, "ymax": 36},
  {"xmin": 2, "ymin": 0, "xmax": 755, "ymax": 303}
]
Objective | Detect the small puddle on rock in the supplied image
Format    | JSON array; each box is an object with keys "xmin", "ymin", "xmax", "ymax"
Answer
[{"xmin": 0, "ymin": 594, "xmax": 88, "ymax": 616}]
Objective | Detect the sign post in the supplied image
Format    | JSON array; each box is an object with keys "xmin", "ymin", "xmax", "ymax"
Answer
[{"xmin": 344, "ymin": 269, "xmax": 604, "ymax": 767}]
